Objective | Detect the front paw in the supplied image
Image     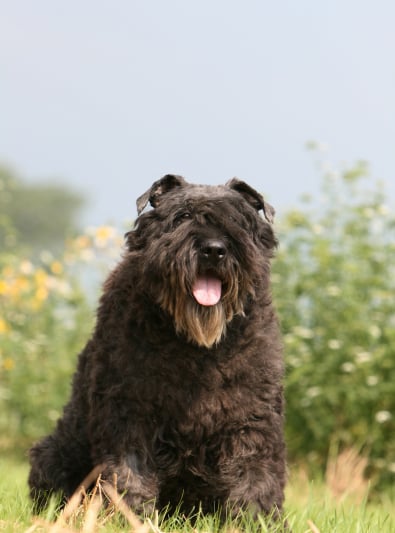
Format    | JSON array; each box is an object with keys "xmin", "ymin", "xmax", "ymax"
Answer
[{"xmin": 101, "ymin": 456, "xmax": 158, "ymax": 516}]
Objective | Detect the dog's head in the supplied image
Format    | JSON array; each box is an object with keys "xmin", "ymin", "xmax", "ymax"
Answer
[{"xmin": 126, "ymin": 175, "xmax": 277, "ymax": 348}]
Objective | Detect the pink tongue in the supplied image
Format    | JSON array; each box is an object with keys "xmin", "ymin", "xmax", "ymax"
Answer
[{"xmin": 193, "ymin": 276, "xmax": 222, "ymax": 306}]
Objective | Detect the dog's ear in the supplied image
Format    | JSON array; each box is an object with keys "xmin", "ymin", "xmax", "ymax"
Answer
[
  {"xmin": 226, "ymin": 178, "xmax": 275, "ymax": 224},
  {"xmin": 136, "ymin": 174, "xmax": 186, "ymax": 215}
]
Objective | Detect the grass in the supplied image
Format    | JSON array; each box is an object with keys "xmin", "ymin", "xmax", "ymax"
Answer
[{"xmin": 1, "ymin": 457, "xmax": 394, "ymax": 533}]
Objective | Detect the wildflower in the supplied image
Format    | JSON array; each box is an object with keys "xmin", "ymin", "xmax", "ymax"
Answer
[
  {"xmin": 341, "ymin": 362, "xmax": 355, "ymax": 373},
  {"xmin": 0, "ymin": 318, "xmax": 10, "ymax": 334},
  {"xmin": 34, "ymin": 269, "xmax": 48, "ymax": 285},
  {"xmin": 93, "ymin": 226, "xmax": 116, "ymax": 248},
  {"xmin": 35, "ymin": 287, "xmax": 49, "ymax": 302},
  {"xmin": 293, "ymin": 326, "xmax": 314, "ymax": 339},
  {"xmin": 20, "ymin": 260, "xmax": 34, "ymax": 275},
  {"xmin": 50, "ymin": 261, "xmax": 63, "ymax": 275},
  {"xmin": 73, "ymin": 235, "xmax": 91, "ymax": 250},
  {"xmin": 0, "ymin": 280, "xmax": 7, "ymax": 295},
  {"xmin": 306, "ymin": 386, "xmax": 321, "ymax": 398},
  {"xmin": 3, "ymin": 357, "xmax": 14, "ymax": 370},
  {"xmin": 366, "ymin": 376, "xmax": 379, "ymax": 386},
  {"xmin": 326, "ymin": 285, "xmax": 341, "ymax": 296},
  {"xmin": 356, "ymin": 351, "xmax": 372, "ymax": 364},
  {"xmin": 368, "ymin": 325, "xmax": 381, "ymax": 339},
  {"xmin": 328, "ymin": 339, "xmax": 342, "ymax": 350},
  {"xmin": 375, "ymin": 411, "xmax": 392, "ymax": 423}
]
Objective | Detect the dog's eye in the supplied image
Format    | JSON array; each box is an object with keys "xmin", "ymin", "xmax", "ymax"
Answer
[{"xmin": 174, "ymin": 212, "xmax": 192, "ymax": 226}]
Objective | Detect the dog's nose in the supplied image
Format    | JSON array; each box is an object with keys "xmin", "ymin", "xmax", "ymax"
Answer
[{"xmin": 200, "ymin": 239, "xmax": 227, "ymax": 264}]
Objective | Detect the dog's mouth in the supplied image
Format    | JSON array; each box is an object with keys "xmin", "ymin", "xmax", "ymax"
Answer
[{"xmin": 192, "ymin": 275, "xmax": 222, "ymax": 306}]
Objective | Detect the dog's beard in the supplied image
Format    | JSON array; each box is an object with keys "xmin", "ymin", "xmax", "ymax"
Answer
[
  {"xmin": 174, "ymin": 299, "xmax": 227, "ymax": 348},
  {"xmin": 158, "ymin": 268, "xmax": 253, "ymax": 348}
]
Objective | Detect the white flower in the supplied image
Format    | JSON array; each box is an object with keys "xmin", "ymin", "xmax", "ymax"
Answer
[
  {"xmin": 375, "ymin": 411, "xmax": 392, "ymax": 423},
  {"xmin": 341, "ymin": 362, "xmax": 355, "ymax": 373},
  {"xmin": 293, "ymin": 326, "xmax": 314, "ymax": 339},
  {"xmin": 328, "ymin": 339, "xmax": 342, "ymax": 350},
  {"xmin": 327, "ymin": 285, "xmax": 341, "ymax": 296},
  {"xmin": 366, "ymin": 376, "xmax": 379, "ymax": 386},
  {"xmin": 19, "ymin": 260, "xmax": 34, "ymax": 275},
  {"xmin": 307, "ymin": 387, "xmax": 321, "ymax": 398},
  {"xmin": 369, "ymin": 325, "xmax": 381, "ymax": 339},
  {"xmin": 356, "ymin": 351, "xmax": 372, "ymax": 364}
]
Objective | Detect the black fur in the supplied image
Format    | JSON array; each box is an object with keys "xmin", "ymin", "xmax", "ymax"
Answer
[{"xmin": 28, "ymin": 176, "xmax": 286, "ymax": 519}]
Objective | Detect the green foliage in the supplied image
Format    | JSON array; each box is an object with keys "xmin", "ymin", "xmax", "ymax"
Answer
[
  {"xmin": 0, "ymin": 255, "xmax": 92, "ymax": 450},
  {"xmin": 0, "ymin": 206, "xmax": 121, "ymax": 452},
  {"xmin": 0, "ymin": 165, "xmax": 85, "ymax": 253},
  {"xmin": 272, "ymin": 157, "xmax": 395, "ymax": 490}
]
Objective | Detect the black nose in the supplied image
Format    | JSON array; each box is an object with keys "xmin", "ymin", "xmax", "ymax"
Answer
[{"xmin": 200, "ymin": 239, "xmax": 227, "ymax": 265}]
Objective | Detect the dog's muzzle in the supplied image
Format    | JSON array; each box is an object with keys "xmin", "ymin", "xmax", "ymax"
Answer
[{"xmin": 192, "ymin": 239, "xmax": 226, "ymax": 307}]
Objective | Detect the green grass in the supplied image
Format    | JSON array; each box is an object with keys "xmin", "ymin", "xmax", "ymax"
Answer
[{"xmin": 0, "ymin": 457, "xmax": 394, "ymax": 533}]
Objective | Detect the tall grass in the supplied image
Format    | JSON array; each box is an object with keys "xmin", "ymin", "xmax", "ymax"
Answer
[{"xmin": 1, "ymin": 457, "xmax": 394, "ymax": 533}]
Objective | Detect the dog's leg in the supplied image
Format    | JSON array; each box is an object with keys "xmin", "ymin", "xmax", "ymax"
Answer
[
  {"xmin": 224, "ymin": 460, "xmax": 285, "ymax": 519},
  {"xmin": 97, "ymin": 453, "xmax": 159, "ymax": 515},
  {"xmin": 215, "ymin": 424, "xmax": 286, "ymax": 520},
  {"xmin": 88, "ymin": 398, "xmax": 159, "ymax": 513},
  {"xmin": 28, "ymin": 428, "xmax": 93, "ymax": 513}
]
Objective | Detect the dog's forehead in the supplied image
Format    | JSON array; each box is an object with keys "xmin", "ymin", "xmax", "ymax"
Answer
[{"xmin": 176, "ymin": 183, "xmax": 236, "ymax": 203}]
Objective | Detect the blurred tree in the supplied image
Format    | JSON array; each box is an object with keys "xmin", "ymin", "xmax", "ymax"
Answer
[{"xmin": 0, "ymin": 165, "xmax": 85, "ymax": 253}]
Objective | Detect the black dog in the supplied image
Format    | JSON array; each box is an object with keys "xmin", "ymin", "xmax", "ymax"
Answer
[{"xmin": 29, "ymin": 175, "xmax": 286, "ymax": 519}]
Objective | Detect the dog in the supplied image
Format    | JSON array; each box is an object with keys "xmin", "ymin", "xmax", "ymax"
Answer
[{"xmin": 28, "ymin": 175, "xmax": 286, "ymax": 519}]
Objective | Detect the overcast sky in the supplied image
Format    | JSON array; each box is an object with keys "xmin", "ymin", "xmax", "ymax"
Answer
[{"xmin": 1, "ymin": 1, "xmax": 394, "ymax": 227}]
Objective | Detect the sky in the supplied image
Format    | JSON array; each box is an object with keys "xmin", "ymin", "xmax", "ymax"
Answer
[{"xmin": 1, "ymin": 1, "xmax": 394, "ymax": 228}]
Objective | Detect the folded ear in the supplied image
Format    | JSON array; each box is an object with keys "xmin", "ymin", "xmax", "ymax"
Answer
[
  {"xmin": 136, "ymin": 174, "xmax": 187, "ymax": 215},
  {"xmin": 226, "ymin": 178, "xmax": 275, "ymax": 224}
]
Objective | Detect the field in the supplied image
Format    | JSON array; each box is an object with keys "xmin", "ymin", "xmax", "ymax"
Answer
[
  {"xmin": 1, "ymin": 164, "xmax": 394, "ymax": 532},
  {"xmin": 1, "ymin": 457, "xmax": 394, "ymax": 533}
]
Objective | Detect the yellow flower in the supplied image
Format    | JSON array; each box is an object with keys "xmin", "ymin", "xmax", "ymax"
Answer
[
  {"xmin": 74, "ymin": 235, "xmax": 91, "ymax": 249},
  {"xmin": 94, "ymin": 226, "xmax": 116, "ymax": 247},
  {"xmin": 50, "ymin": 261, "xmax": 63, "ymax": 275},
  {"xmin": 0, "ymin": 280, "xmax": 7, "ymax": 295},
  {"xmin": 35, "ymin": 287, "xmax": 49, "ymax": 302},
  {"xmin": 3, "ymin": 358, "xmax": 14, "ymax": 371},
  {"xmin": 34, "ymin": 269, "xmax": 48, "ymax": 285},
  {"xmin": 0, "ymin": 318, "xmax": 10, "ymax": 335}
]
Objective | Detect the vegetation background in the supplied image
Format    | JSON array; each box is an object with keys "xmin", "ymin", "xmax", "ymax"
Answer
[{"xmin": 0, "ymin": 152, "xmax": 394, "ymax": 530}]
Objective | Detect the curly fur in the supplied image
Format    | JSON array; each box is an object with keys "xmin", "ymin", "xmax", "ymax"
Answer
[{"xmin": 28, "ymin": 175, "xmax": 286, "ymax": 519}]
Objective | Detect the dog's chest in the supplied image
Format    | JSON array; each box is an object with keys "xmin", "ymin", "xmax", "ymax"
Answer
[{"xmin": 157, "ymin": 360, "xmax": 258, "ymax": 439}]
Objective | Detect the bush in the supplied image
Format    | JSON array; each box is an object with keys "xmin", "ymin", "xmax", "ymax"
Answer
[
  {"xmin": 0, "ymin": 220, "xmax": 122, "ymax": 451},
  {"xmin": 272, "ymin": 155, "xmax": 395, "ymax": 489}
]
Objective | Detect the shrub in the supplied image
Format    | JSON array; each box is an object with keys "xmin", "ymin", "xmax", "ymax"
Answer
[
  {"xmin": 0, "ymin": 222, "xmax": 122, "ymax": 451},
  {"xmin": 272, "ymin": 155, "xmax": 395, "ymax": 490}
]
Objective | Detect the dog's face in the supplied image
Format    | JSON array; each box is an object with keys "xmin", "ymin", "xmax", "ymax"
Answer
[{"xmin": 126, "ymin": 175, "xmax": 277, "ymax": 348}]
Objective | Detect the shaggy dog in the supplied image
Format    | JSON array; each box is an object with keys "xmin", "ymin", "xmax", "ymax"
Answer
[{"xmin": 28, "ymin": 175, "xmax": 286, "ymax": 519}]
